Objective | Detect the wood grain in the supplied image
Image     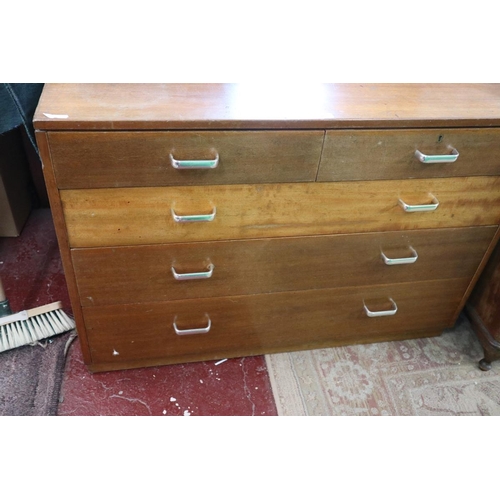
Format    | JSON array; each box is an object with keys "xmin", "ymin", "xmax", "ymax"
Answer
[
  {"xmin": 72, "ymin": 226, "xmax": 496, "ymax": 306},
  {"xmin": 83, "ymin": 277, "xmax": 470, "ymax": 367},
  {"xmin": 48, "ymin": 130, "xmax": 324, "ymax": 188},
  {"xmin": 318, "ymin": 128, "xmax": 500, "ymax": 181},
  {"xmin": 87, "ymin": 328, "xmax": 443, "ymax": 373},
  {"xmin": 61, "ymin": 177, "xmax": 500, "ymax": 247},
  {"xmin": 34, "ymin": 132, "xmax": 92, "ymax": 364},
  {"xmin": 34, "ymin": 84, "xmax": 500, "ymax": 130}
]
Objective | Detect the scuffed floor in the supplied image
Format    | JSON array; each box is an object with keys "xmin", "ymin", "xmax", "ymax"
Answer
[
  {"xmin": 2, "ymin": 209, "xmax": 278, "ymax": 416},
  {"xmin": 59, "ymin": 346, "xmax": 276, "ymax": 416}
]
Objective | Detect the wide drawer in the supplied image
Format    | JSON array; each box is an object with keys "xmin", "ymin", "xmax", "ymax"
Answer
[
  {"xmin": 72, "ymin": 226, "xmax": 496, "ymax": 306},
  {"xmin": 318, "ymin": 128, "xmax": 500, "ymax": 181},
  {"xmin": 61, "ymin": 177, "xmax": 500, "ymax": 247},
  {"xmin": 83, "ymin": 277, "xmax": 469, "ymax": 367},
  {"xmin": 48, "ymin": 131, "xmax": 324, "ymax": 188}
]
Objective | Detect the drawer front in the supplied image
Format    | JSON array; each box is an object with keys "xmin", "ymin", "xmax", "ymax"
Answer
[
  {"xmin": 72, "ymin": 226, "xmax": 496, "ymax": 306},
  {"xmin": 83, "ymin": 278, "xmax": 469, "ymax": 365},
  {"xmin": 48, "ymin": 130, "xmax": 324, "ymax": 188},
  {"xmin": 318, "ymin": 128, "xmax": 500, "ymax": 181},
  {"xmin": 61, "ymin": 177, "xmax": 500, "ymax": 247}
]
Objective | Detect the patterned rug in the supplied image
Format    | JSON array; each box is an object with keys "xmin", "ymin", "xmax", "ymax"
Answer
[{"xmin": 265, "ymin": 314, "xmax": 500, "ymax": 416}]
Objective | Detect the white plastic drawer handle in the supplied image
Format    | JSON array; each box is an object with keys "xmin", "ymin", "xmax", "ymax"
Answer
[
  {"xmin": 415, "ymin": 148, "xmax": 459, "ymax": 164},
  {"xmin": 171, "ymin": 263, "xmax": 214, "ymax": 281},
  {"xmin": 381, "ymin": 246, "xmax": 418, "ymax": 265},
  {"xmin": 398, "ymin": 195, "xmax": 439, "ymax": 212},
  {"xmin": 364, "ymin": 298, "xmax": 398, "ymax": 317},
  {"xmin": 171, "ymin": 207, "xmax": 216, "ymax": 223},
  {"xmin": 173, "ymin": 315, "xmax": 212, "ymax": 336},
  {"xmin": 170, "ymin": 153, "xmax": 219, "ymax": 169}
]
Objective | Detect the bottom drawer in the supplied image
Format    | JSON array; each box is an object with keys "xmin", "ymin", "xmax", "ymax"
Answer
[{"xmin": 83, "ymin": 277, "xmax": 469, "ymax": 370}]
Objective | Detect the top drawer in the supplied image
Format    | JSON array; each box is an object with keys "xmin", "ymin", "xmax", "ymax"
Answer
[
  {"xmin": 318, "ymin": 128, "xmax": 500, "ymax": 181},
  {"xmin": 48, "ymin": 131, "xmax": 324, "ymax": 188}
]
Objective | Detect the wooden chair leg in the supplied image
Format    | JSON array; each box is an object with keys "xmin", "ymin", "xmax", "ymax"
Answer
[{"xmin": 466, "ymin": 304, "xmax": 500, "ymax": 371}]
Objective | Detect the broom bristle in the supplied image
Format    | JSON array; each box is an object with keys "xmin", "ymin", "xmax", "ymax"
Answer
[{"xmin": 0, "ymin": 306, "xmax": 76, "ymax": 353}]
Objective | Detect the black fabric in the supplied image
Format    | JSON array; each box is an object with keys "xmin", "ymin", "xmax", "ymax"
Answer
[{"xmin": 0, "ymin": 83, "xmax": 44, "ymax": 152}]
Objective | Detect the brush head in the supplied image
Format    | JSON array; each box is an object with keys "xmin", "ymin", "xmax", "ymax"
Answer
[{"xmin": 0, "ymin": 304, "xmax": 76, "ymax": 353}]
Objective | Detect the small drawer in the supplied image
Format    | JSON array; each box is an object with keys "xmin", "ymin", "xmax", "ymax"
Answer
[
  {"xmin": 318, "ymin": 128, "xmax": 500, "ymax": 181},
  {"xmin": 72, "ymin": 226, "xmax": 496, "ymax": 306},
  {"xmin": 83, "ymin": 277, "xmax": 469, "ymax": 368},
  {"xmin": 61, "ymin": 177, "xmax": 500, "ymax": 247},
  {"xmin": 48, "ymin": 130, "xmax": 324, "ymax": 188}
]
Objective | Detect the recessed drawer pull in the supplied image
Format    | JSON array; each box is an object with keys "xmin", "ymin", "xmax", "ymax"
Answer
[
  {"xmin": 173, "ymin": 315, "xmax": 212, "ymax": 336},
  {"xmin": 170, "ymin": 153, "xmax": 219, "ymax": 170},
  {"xmin": 415, "ymin": 148, "xmax": 459, "ymax": 164},
  {"xmin": 398, "ymin": 195, "xmax": 439, "ymax": 212},
  {"xmin": 171, "ymin": 263, "xmax": 214, "ymax": 281},
  {"xmin": 171, "ymin": 207, "xmax": 216, "ymax": 223},
  {"xmin": 381, "ymin": 246, "xmax": 418, "ymax": 265},
  {"xmin": 363, "ymin": 298, "xmax": 398, "ymax": 318}
]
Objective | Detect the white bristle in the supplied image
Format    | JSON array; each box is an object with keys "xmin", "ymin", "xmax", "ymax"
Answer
[
  {"xmin": 48, "ymin": 310, "xmax": 64, "ymax": 331},
  {"xmin": 0, "ymin": 326, "xmax": 6, "ymax": 351},
  {"xmin": 2, "ymin": 325, "xmax": 8, "ymax": 349},
  {"xmin": 12, "ymin": 323, "xmax": 20, "ymax": 348},
  {"xmin": 16, "ymin": 322, "xmax": 28, "ymax": 346},
  {"xmin": 21, "ymin": 321, "xmax": 33, "ymax": 344},
  {"xmin": 0, "ymin": 325, "xmax": 7, "ymax": 350},
  {"xmin": 34, "ymin": 317, "xmax": 48, "ymax": 340},
  {"xmin": 0, "ymin": 306, "xmax": 76, "ymax": 353},
  {"xmin": 21, "ymin": 321, "xmax": 32, "ymax": 345},
  {"xmin": 5, "ymin": 323, "xmax": 14, "ymax": 348},
  {"xmin": 57, "ymin": 310, "xmax": 74, "ymax": 331},
  {"xmin": 33, "ymin": 315, "xmax": 46, "ymax": 337},
  {"xmin": 15, "ymin": 322, "xmax": 27, "ymax": 347},
  {"xmin": 59, "ymin": 309, "xmax": 75, "ymax": 330},
  {"xmin": 25, "ymin": 318, "xmax": 39, "ymax": 342},
  {"xmin": 38, "ymin": 314, "xmax": 51, "ymax": 336}
]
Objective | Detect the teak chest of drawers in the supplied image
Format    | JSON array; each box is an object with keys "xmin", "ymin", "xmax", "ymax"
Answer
[{"xmin": 34, "ymin": 84, "xmax": 500, "ymax": 372}]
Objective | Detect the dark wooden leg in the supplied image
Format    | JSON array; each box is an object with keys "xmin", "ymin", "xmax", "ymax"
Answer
[
  {"xmin": 466, "ymin": 304, "xmax": 500, "ymax": 371},
  {"xmin": 479, "ymin": 358, "xmax": 492, "ymax": 371}
]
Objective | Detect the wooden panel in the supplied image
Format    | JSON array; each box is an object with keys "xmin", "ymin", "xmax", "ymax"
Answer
[
  {"xmin": 61, "ymin": 177, "xmax": 500, "ymax": 247},
  {"xmin": 72, "ymin": 226, "xmax": 496, "ymax": 306},
  {"xmin": 318, "ymin": 128, "xmax": 500, "ymax": 181},
  {"xmin": 90, "ymin": 328, "xmax": 442, "ymax": 371},
  {"xmin": 48, "ymin": 130, "xmax": 324, "ymax": 188},
  {"xmin": 83, "ymin": 278, "xmax": 470, "ymax": 366},
  {"xmin": 34, "ymin": 84, "xmax": 500, "ymax": 130},
  {"xmin": 35, "ymin": 132, "xmax": 92, "ymax": 364}
]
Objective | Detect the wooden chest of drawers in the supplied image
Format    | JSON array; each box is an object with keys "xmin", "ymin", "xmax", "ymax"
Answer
[{"xmin": 34, "ymin": 84, "xmax": 500, "ymax": 372}]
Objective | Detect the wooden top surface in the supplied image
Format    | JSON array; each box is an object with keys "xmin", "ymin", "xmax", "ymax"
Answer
[{"xmin": 34, "ymin": 83, "xmax": 500, "ymax": 130}]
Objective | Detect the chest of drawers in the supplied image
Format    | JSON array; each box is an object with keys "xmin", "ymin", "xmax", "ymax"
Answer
[{"xmin": 34, "ymin": 84, "xmax": 500, "ymax": 372}]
